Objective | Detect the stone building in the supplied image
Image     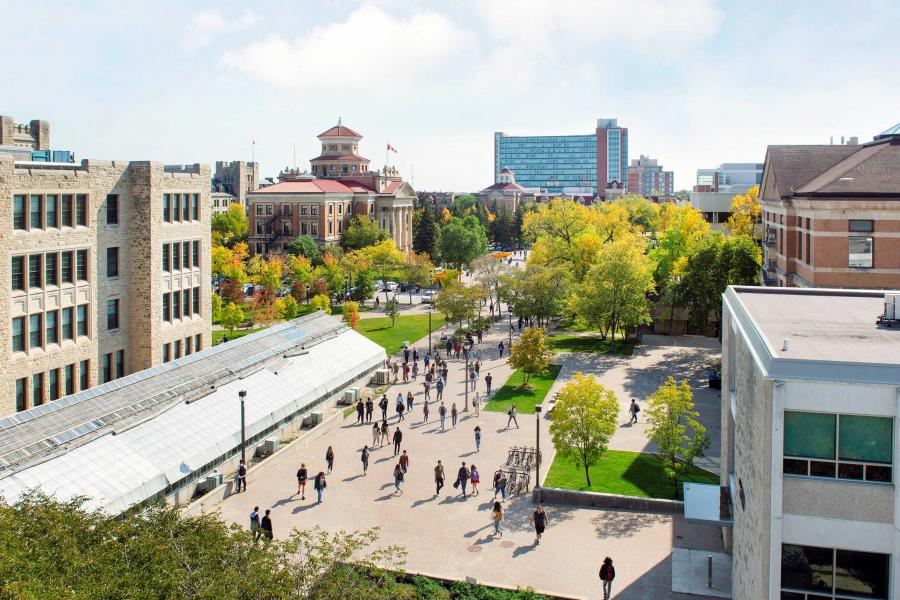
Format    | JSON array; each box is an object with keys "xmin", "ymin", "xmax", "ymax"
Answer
[
  {"xmin": 0, "ymin": 116, "xmax": 50, "ymax": 151},
  {"xmin": 476, "ymin": 169, "xmax": 535, "ymax": 214},
  {"xmin": 246, "ymin": 122, "xmax": 415, "ymax": 255},
  {"xmin": 212, "ymin": 160, "xmax": 259, "ymax": 210},
  {"xmin": 0, "ymin": 153, "xmax": 211, "ymax": 417}
]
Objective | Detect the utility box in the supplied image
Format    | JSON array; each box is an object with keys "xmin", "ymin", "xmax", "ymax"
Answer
[
  {"xmin": 308, "ymin": 411, "xmax": 324, "ymax": 426},
  {"xmin": 204, "ymin": 472, "xmax": 223, "ymax": 491},
  {"xmin": 341, "ymin": 388, "xmax": 359, "ymax": 405},
  {"xmin": 373, "ymin": 369, "xmax": 389, "ymax": 384},
  {"xmin": 886, "ymin": 294, "xmax": 899, "ymax": 321},
  {"xmin": 263, "ymin": 437, "xmax": 280, "ymax": 455}
]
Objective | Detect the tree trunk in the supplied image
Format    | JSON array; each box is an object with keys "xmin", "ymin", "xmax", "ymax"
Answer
[{"xmin": 584, "ymin": 462, "xmax": 591, "ymax": 487}]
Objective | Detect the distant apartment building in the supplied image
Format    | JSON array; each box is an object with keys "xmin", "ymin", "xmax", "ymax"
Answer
[
  {"xmin": 627, "ymin": 154, "xmax": 674, "ymax": 197},
  {"xmin": 212, "ymin": 160, "xmax": 259, "ymax": 212},
  {"xmin": 761, "ymin": 124, "xmax": 900, "ymax": 289},
  {"xmin": 696, "ymin": 286, "xmax": 900, "ymax": 599},
  {"xmin": 0, "ymin": 118, "xmax": 211, "ymax": 417},
  {"xmin": 493, "ymin": 117, "xmax": 628, "ymax": 197},
  {"xmin": 246, "ymin": 122, "xmax": 416, "ymax": 255},
  {"xmin": 688, "ymin": 162, "xmax": 764, "ymax": 229}
]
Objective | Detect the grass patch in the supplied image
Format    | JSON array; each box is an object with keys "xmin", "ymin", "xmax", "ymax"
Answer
[
  {"xmin": 548, "ymin": 334, "xmax": 634, "ymax": 356},
  {"xmin": 356, "ymin": 313, "xmax": 440, "ymax": 356},
  {"xmin": 212, "ymin": 327, "xmax": 266, "ymax": 346},
  {"xmin": 484, "ymin": 365, "xmax": 562, "ymax": 414},
  {"xmin": 544, "ymin": 449, "xmax": 718, "ymax": 500},
  {"xmin": 554, "ymin": 314, "xmax": 594, "ymax": 332}
]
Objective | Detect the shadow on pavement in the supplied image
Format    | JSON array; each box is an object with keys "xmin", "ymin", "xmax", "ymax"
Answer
[
  {"xmin": 271, "ymin": 495, "xmax": 299, "ymax": 508},
  {"xmin": 512, "ymin": 541, "xmax": 538, "ymax": 558},
  {"xmin": 592, "ymin": 509, "xmax": 669, "ymax": 540}
]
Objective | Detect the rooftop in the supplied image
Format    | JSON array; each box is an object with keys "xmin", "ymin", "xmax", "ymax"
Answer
[{"xmin": 318, "ymin": 123, "xmax": 362, "ymax": 139}]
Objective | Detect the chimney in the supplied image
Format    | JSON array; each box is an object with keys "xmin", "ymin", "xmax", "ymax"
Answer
[{"xmin": 782, "ymin": 339, "xmax": 790, "ymax": 352}]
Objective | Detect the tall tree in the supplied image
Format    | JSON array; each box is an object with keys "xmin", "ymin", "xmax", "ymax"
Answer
[
  {"xmin": 725, "ymin": 185, "xmax": 761, "ymax": 239},
  {"xmin": 548, "ymin": 373, "xmax": 619, "ymax": 486},
  {"xmin": 285, "ymin": 235, "xmax": 320, "ymax": 262},
  {"xmin": 341, "ymin": 215, "xmax": 389, "ymax": 251},
  {"xmin": 439, "ymin": 215, "xmax": 488, "ymax": 271},
  {"xmin": 211, "ymin": 203, "xmax": 248, "ymax": 248},
  {"xmin": 364, "ymin": 240, "xmax": 404, "ymax": 309},
  {"xmin": 499, "ymin": 263, "xmax": 569, "ymax": 326},
  {"xmin": 471, "ymin": 254, "xmax": 510, "ymax": 311},
  {"xmin": 507, "ymin": 326, "xmax": 553, "ymax": 385},
  {"xmin": 401, "ymin": 251, "xmax": 434, "ymax": 304},
  {"xmin": 413, "ymin": 203, "xmax": 439, "ymax": 259},
  {"xmin": 432, "ymin": 279, "xmax": 484, "ymax": 328}
]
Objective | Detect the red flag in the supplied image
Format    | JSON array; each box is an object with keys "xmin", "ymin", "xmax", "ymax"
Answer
[{"xmin": 387, "ymin": 143, "xmax": 398, "ymax": 153}]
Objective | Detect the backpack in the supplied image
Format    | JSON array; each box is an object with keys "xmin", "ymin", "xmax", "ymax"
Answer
[{"xmin": 635, "ymin": 404, "xmax": 640, "ymax": 413}]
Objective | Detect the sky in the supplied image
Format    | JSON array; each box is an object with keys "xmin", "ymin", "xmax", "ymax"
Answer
[{"xmin": 3, "ymin": 0, "xmax": 899, "ymax": 192}]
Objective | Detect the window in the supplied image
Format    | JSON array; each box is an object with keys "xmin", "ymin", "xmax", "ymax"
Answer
[
  {"xmin": 62, "ymin": 307, "xmax": 73, "ymax": 340},
  {"xmin": 328, "ymin": 204, "xmax": 333, "ymax": 215},
  {"xmin": 195, "ymin": 333, "xmax": 202, "ymax": 352},
  {"xmin": 107, "ymin": 299, "xmax": 119, "ymax": 331},
  {"xmin": 282, "ymin": 203, "xmax": 291, "ymax": 216},
  {"xmin": 162, "ymin": 244, "xmax": 170, "ymax": 272},
  {"xmin": 805, "ymin": 233, "xmax": 811, "ymax": 264},
  {"xmin": 64, "ymin": 364, "xmax": 75, "ymax": 395},
  {"xmin": 106, "ymin": 194, "xmax": 119, "ymax": 224},
  {"xmin": 283, "ymin": 221, "xmax": 291, "ymax": 235},
  {"xmin": 849, "ymin": 236, "xmax": 873, "ymax": 268},
  {"xmin": 338, "ymin": 203, "xmax": 343, "ymax": 215},
  {"xmin": 45, "ymin": 252, "xmax": 58, "ymax": 286},
  {"xmin": 191, "ymin": 193, "xmax": 199, "ymax": 221},
  {"xmin": 173, "ymin": 290, "xmax": 181, "ymax": 318},
  {"xmin": 61, "ymin": 251, "xmax": 73, "ymax": 283},
  {"xmin": 183, "ymin": 194, "xmax": 190, "ymax": 221},
  {"xmin": 29, "ymin": 314, "xmax": 42, "ymax": 349},
  {"xmin": 265, "ymin": 204, "xmax": 273, "ymax": 216},
  {"xmin": 46, "ymin": 195, "xmax": 58, "ymax": 228},
  {"xmin": 75, "ymin": 194, "xmax": 87, "ymax": 226},
  {"xmin": 185, "ymin": 336, "xmax": 193, "ymax": 356},
  {"xmin": 102, "ymin": 353, "xmax": 112, "ymax": 383},
  {"xmin": 849, "ymin": 219, "xmax": 874, "ymax": 232},
  {"xmin": 781, "ymin": 544, "xmax": 889, "ymax": 599},
  {"xmin": 301, "ymin": 221, "xmax": 308, "ymax": 235},
  {"xmin": 28, "ymin": 254, "xmax": 42, "ymax": 289},
  {"xmin": 784, "ymin": 411, "xmax": 893, "ymax": 482},
  {"xmin": 76, "ymin": 249, "xmax": 88, "ymax": 281},
  {"xmin": 79, "ymin": 360, "xmax": 89, "ymax": 391},
  {"xmin": 163, "ymin": 194, "xmax": 171, "ymax": 222},
  {"xmin": 256, "ymin": 205, "xmax": 264, "ymax": 215},
  {"xmin": 163, "ymin": 343, "xmax": 171, "ymax": 363},
  {"xmin": 173, "ymin": 243, "xmax": 181, "ymax": 270},
  {"xmin": 49, "ymin": 369, "xmax": 59, "ymax": 401},
  {"xmin": 173, "ymin": 194, "xmax": 181, "ymax": 222},
  {"xmin": 163, "ymin": 293, "xmax": 171, "ymax": 322},
  {"xmin": 106, "ymin": 247, "xmax": 119, "ymax": 278},
  {"xmin": 182, "ymin": 289, "xmax": 190, "ymax": 317},
  {"xmin": 46, "ymin": 310, "xmax": 58, "ymax": 345},
  {"xmin": 62, "ymin": 195, "xmax": 73, "ymax": 227},
  {"xmin": 311, "ymin": 222, "xmax": 318, "ymax": 235},
  {"xmin": 328, "ymin": 222, "xmax": 332, "ymax": 235},
  {"xmin": 193, "ymin": 286, "xmax": 200, "ymax": 315},
  {"xmin": 301, "ymin": 205, "xmax": 308, "ymax": 215},
  {"xmin": 182, "ymin": 241, "xmax": 190, "ymax": 269},
  {"xmin": 11, "ymin": 256, "xmax": 24, "ymax": 291},
  {"xmin": 13, "ymin": 195, "xmax": 26, "ymax": 229},
  {"xmin": 31, "ymin": 373, "xmax": 43, "ymax": 406},
  {"xmin": 76, "ymin": 304, "xmax": 88, "ymax": 337},
  {"xmin": 174, "ymin": 339, "xmax": 182, "ymax": 358},
  {"xmin": 192, "ymin": 241, "xmax": 199, "ymax": 269},
  {"xmin": 115, "ymin": 350, "xmax": 125, "ymax": 378},
  {"xmin": 15, "ymin": 378, "xmax": 26, "ymax": 412},
  {"xmin": 12, "ymin": 317, "xmax": 24, "ymax": 352},
  {"xmin": 30, "ymin": 195, "xmax": 42, "ymax": 229},
  {"xmin": 310, "ymin": 205, "xmax": 318, "ymax": 216}
]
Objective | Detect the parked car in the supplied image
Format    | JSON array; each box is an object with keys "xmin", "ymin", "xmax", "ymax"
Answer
[
  {"xmin": 383, "ymin": 281, "xmax": 399, "ymax": 292},
  {"xmin": 421, "ymin": 290, "xmax": 436, "ymax": 304}
]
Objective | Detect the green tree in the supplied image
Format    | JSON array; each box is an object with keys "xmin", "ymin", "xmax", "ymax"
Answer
[
  {"xmin": 211, "ymin": 203, "xmax": 248, "ymax": 247},
  {"xmin": 364, "ymin": 240, "xmax": 404, "ymax": 309},
  {"xmin": 471, "ymin": 254, "xmax": 510, "ymax": 311},
  {"xmin": 548, "ymin": 372, "xmax": 619, "ymax": 486},
  {"xmin": 285, "ymin": 235, "xmax": 320, "ymax": 262},
  {"xmin": 286, "ymin": 254, "xmax": 314, "ymax": 303},
  {"xmin": 507, "ymin": 326, "xmax": 553, "ymax": 386},
  {"xmin": 450, "ymin": 194, "xmax": 477, "ymax": 217},
  {"xmin": 385, "ymin": 298, "xmax": 400, "ymax": 327},
  {"xmin": 220, "ymin": 301, "xmax": 244, "ymax": 333},
  {"xmin": 500, "ymin": 263, "xmax": 569, "ymax": 327},
  {"xmin": 439, "ymin": 215, "xmax": 488, "ymax": 271},
  {"xmin": 401, "ymin": 251, "xmax": 434, "ymax": 304},
  {"xmin": 278, "ymin": 295, "xmax": 301, "ymax": 320},
  {"xmin": 341, "ymin": 215, "xmax": 389, "ymax": 251},
  {"xmin": 310, "ymin": 293, "xmax": 331, "ymax": 314},
  {"xmin": 351, "ymin": 269, "xmax": 376, "ymax": 305},
  {"xmin": 491, "ymin": 208, "xmax": 516, "ymax": 248},
  {"xmin": 644, "ymin": 377, "xmax": 711, "ymax": 499},
  {"xmin": 432, "ymin": 279, "xmax": 484, "ymax": 328},
  {"xmin": 211, "ymin": 293, "xmax": 223, "ymax": 323},
  {"xmin": 413, "ymin": 203, "xmax": 439, "ymax": 260}
]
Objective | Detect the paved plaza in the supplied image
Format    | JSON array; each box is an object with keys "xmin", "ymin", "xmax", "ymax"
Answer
[{"xmin": 210, "ymin": 321, "xmax": 725, "ymax": 599}]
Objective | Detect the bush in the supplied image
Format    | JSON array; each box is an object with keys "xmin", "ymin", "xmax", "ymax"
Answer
[{"xmin": 310, "ymin": 293, "xmax": 331, "ymax": 314}]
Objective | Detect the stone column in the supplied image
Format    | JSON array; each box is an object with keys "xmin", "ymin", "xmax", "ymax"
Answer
[
  {"xmin": 392, "ymin": 208, "xmax": 400, "ymax": 246},
  {"xmin": 406, "ymin": 207, "xmax": 412, "ymax": 250}
]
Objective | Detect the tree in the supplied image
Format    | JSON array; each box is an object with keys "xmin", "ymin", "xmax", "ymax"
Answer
[
  {"xmin": 614, "ymin": 194, "xmax": 660, "ymax": 235},
  {"xmin": 439, "ymin": 215, "xmax": 487, "ymax": 271},
  {"xmin": 364, "ymin": 240, "xmax": 404, "ymax": 309},
  {"xmin": 413, "ymin": 203, "xmax": 439, "ymax": 260},
  {"xmin": 220, "ymin": 301, "xmax": 244, "ymax": 333},
  {"xmin": 385, "ymin": 298, "xmax": 400, "ymax": 327},
  {"xmin": 645, "ymin": 377, "xmax": 710, "ymax": 499},
  {"xmin": 548, "ymin": 373, "xmax": 619, "ymax": 486},
  {"xmin": 285, "ymin": 235, "xmax": 320, "ymax": 262},
  {"xmin": 491, "ymin": 208, "xmax": 516, "ymax": 248},
  {"xmin": 507, "ymin": 326, "xmax": 553, "ymax": 386},
  {"xmin": 286, "ymin": 254, "xmax": 314, "ymax": 303},
  {"xmin": 342, "ymin": 301, "xmax": 360, "ymax": 330},
  {"xmin": 310, "ymin": 293, "xmax": 330, "ymax": 313},
  {"xmin": 432, "ymin": 279, "xmax": 484, "ymax": 328},
  {"xmin": 401, "ymin": 251, "xmax": 434, "ymax": 304},
  {"xmin": 211, "ymin": 203, "xmax": 248, "ymax": 247},
  {"xmin": 341, "ymin": 215, "xmax": 388, "ymax": 251},
  {"xmin": 499, "ymin": 264, "xmax": 569, "ymax": 326},
  {"xmin": 278, "ymin": 295, "xmax": 301, "ymax": 320},
  {"xmin": 725, "ymin": 185, "xmax": 761, "ymax": 238},
  {"xmin": 211, "ymin": 293, "xmax": 223, "ymax": 322},
  {"xmin": 449, "ymin": 194, "xmax": 477, "ymax": 217},
  {"xmin": 471, "ymin": 254, "xmax": 510, "ymax": 311}
]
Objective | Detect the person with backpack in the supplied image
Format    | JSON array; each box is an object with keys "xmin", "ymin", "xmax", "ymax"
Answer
[
  {"xmin": 365, "ymin": 397, "xmax": 374, "ymax": 422},
  {"xmin": 399, "ymin": 449, "xmax": 410, "ymax": 474},
  {"xmin": 498, "ymin": 341, "xmax": 504, "ymax": 358},
  {"xmin": 235, "ymin": 459, "xmax": 247, "ymax": 492},
  {"xmin": 379, "ymin": 394, "xmax": 388, "ymax": 421},
  {"xmin": 474, "ymin": 425, "xmax": 482, "ymax": 453},
  {"xmin": 313, "ymin": 472, "xmax": 327, "ymax": 504},
  {"xmin": 296, "ymin": 463, "xmax": 308, "ymax": 499},
  {"xmin": 436, "ymin": 378, "xmax": 444, "ymax": 401},
  {"xmin": 455, "ymin": 462, "xmax": 471, "ymax": 497},
  {"xmin": 260, "ymin": 509, "xmax": 273, "ymax": 541},
  {"xmin": 438, "ymin": 402, "xmax": 447, "ymax": 430},
  {"xmin": 250, "ymin": 506, "xmax": 261, "ymax": 542},
  {"xmin": 629, "ymin": 398, "xmax": 640, "ymax": 424},
  {"xmin": 491, "ymin": 501, "xmax": 503, "ymax": 537},
  {"xmin": 493, "ymin": 469, "xmax": 507, "ymax": 500},
  {"xmin": 470, "ymin": 464, "xmax": 481, "ymax": 495},
  {"xmin": 392, "ymin": 427, "xmax": 403, "ymax": 456},
  {"xmin": 406, "ymin": 391, "xmax": 414, "ymax": 413},
  {"xmin": 325, "ymin": 447, "xmax": 335, "ymax": 474},
  {"xmin": 472, "ymin": 392, "xmax": 481, "ymax": 416},
  {"xmin": 361, "ymin": 445, "xmax": 370, "ymax": 476},
  {"xmin": 506, "ymin": 405, "xmax": 519, "ymax": 429},
  {"xmin": 393, "ymin": 463, "xmax": 404, "ymax": 495},
  {"xmin": 485, "ymin": 373, "xmax": 493, "ymax": 396},
  {"xmin": 599, "ymin": 557, "xmax": 616, "ymax": 599}
]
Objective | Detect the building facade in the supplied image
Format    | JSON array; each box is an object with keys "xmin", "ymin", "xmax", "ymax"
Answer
[
  {"xmin": 212, "ymin": 160, "xmax": 259, "ymax": 210},
  {"xmin": 476, "ymin": 169, "xmax": 535, "ymax": 213},
  {"xmin": 246, "ymin": 122, "xmax": 415, "ymax": 255},
  {"xmin": 0, "ymin": 152, "xmax": 211, "ymax": 417},
  {"xmin": 627, "ymin": 154, "xmax": 674, "ymax": 197},
  {"xmin": 711, "ymin": 286, "xmax": 900, "ymax": 600},
  {"xmin": 760, "ymin": 124, "xmax": 900, "ymax": 289},
  {"xmin": 595, "ymin": 117, "xmax": 628, "ymax": 196},
  {"xmin": 689, "ymin": 162, "xmax": 764, "ymax": 230},
  {"xmin": 0, "ymin": 115, "xmax": 50, "ymax": 151}
]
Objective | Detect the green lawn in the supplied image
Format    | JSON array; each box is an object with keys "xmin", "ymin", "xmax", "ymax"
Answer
[
  {"xmin": 484, "ymin": 364, "xmax": 562, "ymax": 414},
  {"xmin": 356, "ymin": 313, "xmax": 439, "ymax": 356},
  {"xmin": 213, "ymin": 327, "xmax": 266, "ymax": 346},
  {"xmin": 548, "ymin": 334, "xmax": 634, "ymax": 356},
  {"xmin": 544, "ymin": 450, "xmax": 719, "ymax": 500}
]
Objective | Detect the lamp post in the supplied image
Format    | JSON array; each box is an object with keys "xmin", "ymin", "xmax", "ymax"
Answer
[
  {"xmin": 535, "ymin": 404, "xmax": 542, "ymax": 493},
  {"xmin": 239, "ymin": 390, "xmax": 248, "ymax": 463},
  {"xmin": 427, "ymin": 302, "xmax": 433, "ymax": 355},
  {"xmin": 508, "ymin": 306, "xmax": 513, "ymax": 349},
  {"xmin": 464, "ymin": 347, "xmax": 469, "ymax": 411}
]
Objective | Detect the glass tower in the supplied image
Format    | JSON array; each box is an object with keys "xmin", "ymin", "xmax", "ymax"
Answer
[{"xmin": 494, "ymin": 132, "xmax": 597, "ymax": 194}]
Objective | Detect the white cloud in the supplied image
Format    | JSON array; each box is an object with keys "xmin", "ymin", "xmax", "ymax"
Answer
[
  {"xmin": 183, "ymin": 9, "xmax": 259, "ymax": 52},
  {"xmin": 221, "ymin": 5, "xmax": 476, "ymax": 89}
]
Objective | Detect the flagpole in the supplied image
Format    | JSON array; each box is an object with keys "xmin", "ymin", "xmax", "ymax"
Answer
[{"xmin": 385, "ymin": 141, "xmax": 388, "ymax": 170}]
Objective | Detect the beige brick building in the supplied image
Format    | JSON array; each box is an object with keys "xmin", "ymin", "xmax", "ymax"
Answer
[{"xmin": 0, "ymin": 152, "xmax": 211, "ymax": 417}]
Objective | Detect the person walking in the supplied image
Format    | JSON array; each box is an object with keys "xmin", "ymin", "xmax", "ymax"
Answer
[
  {"xmin": 423, "ymin": 401, "xmax": 430, "ymax": 422},
  {"xmin": 380, "ymin": 420, "xmax": 390, "ymax": 446},
  {"xmin": 474, "ymin": 425, "xmax": 482, "ymax": 453},
  {"xmin": 406, "ymin": 391, "xmax": 414, "ymax": 413},
  {"xmin": 361, "ymin": 445, "xmax": 370, "ymax": 476},
  {"xmin": 365, "ymin": 398, "xmax": 374, "ymax": 422},
  {"xmin": 235, "ymin": 459, "xmax": 247, "ymax": 493},
  {"xmin": 250, "ymin": 506, "xmax": 261, "ymax": 542},
  {"xmin": 439, "ymin": 402, "xmax": 447, "ymax": 430},
  {"xmin": 423, "ymin": 380, "xmax": 431, "ymax": 402},
  {"xmin": 260, "ymin": 509, "xmax": 273, "ymax": 541},
  {"xmin": 498, "ymin": 341, "xmax": 504, "ymax": 358},
  {"xmin": 313, "ymin": 471, "xmax": 327, "ymax": 504},
  {"xmin": 472, "ymin": 392, "xmax": 481, "ymax": 416},
  {"xmin": 469, "ymin": 368, "xmax": 477, "ymax": 392},
  {"xmin": 356, "ymin": 399, "xmax": 365, "ymax": 424},
  {"xmin": 403, "ymin": 347, "xmax": 410, "ymax": 364},
  {"xmin": 436, "ymin": 378, "xmax": 444, "ymax": 401},
  {"xmin": 599, "ymin": 557, "xmax": 616, "ymax": 600},
  {"xmin": 392, "ymin": 427, "xmax": 403, "ymax": 456},
  {"xmin": 379, "ymin": 394, "xmax": 388, "ymax": 421},
  {"xmin": 296, "ymin": 463, "xmax": 308, "ymax": 499},
  {"xmin": 493, "ymin": 469, "xmax": 507, "ymax": 501},
  {"xmin": 396, "ymin": 393, "xmax": 405, "ymax": 421},
  {"xmin": 629, "ymin": 398, "xmax": 640, "ymax": 424},
  {"xmin": 424, "ymin": 352, "xmax": 430, "ymax": 369},
  {"xmin": 393, "ymin": 463, "xmax": 404, "ymax": 495},
  {"xmin": 434, "ymin": 460, "xmax": 445, "ymax": 495},
  {"xmin": 451, "ymin": 403, "xmax": 458, "ymax": 428},
  {"xmin": 402, "ymin": 362, "xmax": 410, "ymax": 383},
  {"xmin": 491, "ymin": 501, "xmax": 503, "ymax": 537},
  {"xmin": 455, "ymin": 462, "xmax": 471, "ymax": 497},
  {"xmin": 325, "ymin": 446, "xmax": 335, "ymax": 474},
  {"xmin": 531, "ymin": 505, "xmax": 549, "ymax": 544},
  {"xmin": 485, "ymin": 373, "xmax": 493, "ymax": 396},
  {"xmin": 413, "ymin": 347, "xmax": 419, "ymax": 363},
  {"xmin": 506, "ymin": 404, "xmax": 519, "ymax": 429},
  {"xmin": 412, "ymin": 361, "xmax": 419, "ymax": 380},
  {"xmin": 399, "ymin": 449, "xmax": 409, "ymax": 474},
  {"xmin": 471, "ymin": 464, "xmax": 481, "ymax": 495},
  {"xmin": 392, "ymin": 361, "xmax": 399, "ymax": 383},
  {"xmin": 371, "ymin": 421, "xmax": 381, "ymax": 446}
]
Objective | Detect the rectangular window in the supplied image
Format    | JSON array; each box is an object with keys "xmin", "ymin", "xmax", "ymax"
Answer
[
  {"xmin": 182, "ymin": 241, "xmax": 190, "ymax": 269},
  {"xmin": 31, "ymin": 373, "xmax": 43, "ymax": 406},
  {"xmin": 11, "ymin": 256, "xmax": 24, "ymax": 291},
  {"xmin": 183, "ymin": 193, "xmax": 190, "ymax": 221},
  {"xmin": 15, "ymin": 378, "xmax": 26, "ymax": 412},
  {"xmin": 281, "ymin": 203, "xmax": 291, "ymax": 216},
  {"xmin": 173, "ymin": 243, "xmax": 181, "ymax": 270},
  {"xmin": 311, "ymin": 223, "xmax": 318, "ymax": 235},
  {"xmin": 849, "ymin": 236, "xmax": 873, "ymax": 268},
  {"xmin": 61, "ymin": 251, "xmax": 73, "ymax": 283},
  {"xmin": 76, "ymin": 249, "xmax": 88, "ymax": 281},
  {"xmin": 45, "ymin": 252, "xmax": 58, "ymax": 286},
  {"xmin": 265, "ymin": 204, "xmax": 273, "ymax": 216},
  {"xmin": 107, "ymin": 299, "xmax": 119, "ymax": 331},
  {"xmin": 174, "ymin": 339, "xmax": 182, "ymax": 358},
  {"xmin": 192, "ymin": 240, "xmax": 199, "ymax": 269},
  {"xmin": 75, "ymin": 194, "xmax": 87, "ymax": 226},
  {"xmin": 301, "ymin": 221, "xmax": 308, "ymax": 235},
  {"xmin": 195, "ymin": 333, "xmax": 202, "ymax": 352},
  {"xmin": 256, "ymin": 205, "xmax": 264, "ymax": 215},
  {"xmin": 191, "ymin": 193, "xmax": 199, "ymax": 220},
  {"xmin": 193, "ymin": 286, "xmax": 200, "ymax": 315},
  {"xmin": 328, "ymin": 204, "xmax": 333, "ymax": 215},
  {"xmin": 79, "ymin": 360, "xmax": 89, "ymax": 391},
  {"xmin": 301, "ymin": 205, "xmax": 308, "ymax": 215},
  {"xmin": 106, "ymin": 247, "xmax": 119, "ymax": 278},
  {"xmin": 62, "ymin": 194, "xmax": 73, "ymax": 227},
  {"xmin": 185, "ymin": 336, "xmax": 193, "ymax": 356},
  {"xmin": 64, "ymin": 364, "xmax": 75, "ymax": 395},
  {"xmin": 849, "ymin": 219, "xmax": 874, "ymax": 232},
  {"xmin": 30, "ymin": 195, "xmax": 42, "ymax": 229},
  {"xmin": 62, "ymin": 307, "xmax": 73, "ymax": 340},
  {"xmin": 46, "ymin": 309, "xmax": 58, "ymax": 345},
  {"xmin": 13, "ymin": 195, "xmax": 26, "ymax": 230},
  {"xmin": 805, "ymin": 233, "xmax": 811, "ymax": 265},
  {"xmin": 283, "ymin": 221, "xmax": 291, "ymax": 235},
  {"xmin": 182, "ymin": 289, "xmax": 190, "ymax": 317},
  {"xmin": 49, "ymin": 368, "xmax": 59, "ymax": 401},
  {"xmin": 106, "ymin": 194, "xmax": 119, "ymax": 225},
  {"xmin": 102, "ymin": 353, "xmax": 112, "ymax": 383},
  {"xmin": 162, "ymin": 244, "xmax": 170, "ymax": 272},
  {"xmin": 173, "ymin": 194, "xmax": 181, "ymax": 222},
  {"xmin": 781, "ymin": 544, "xmax": 889, "ymax": 599},
  {"xmin": 46, "ymin": 195, "xmax": 58, "ymax": 228},
  {"xmin": 28, "ymin": 254, "xmax": 42, "ymax": 289},
  {"xmin": 310, "ymin": 205, "xmax": 318, "ymax": 216},
  {"xmin": 163, "ymin": 343, "xmax": 171, "ymax": 363},
  {"xmin": 173, "ymin": 289, "xmax": 181, "ymax": 318},
  {"xmin": 163, "ymin": 293, "xmax": 171, "ymax": 322},
  {"xmin": 12, "ymin": 317, "xmax": 25, "ymax": 352},
  {"xmin": 29, "ymin": 314, "xmax": 42, "ymax": 349},
  {"xmin": 163, "ymin": 194, "xmax": 171, "ymax": 222},
  {"xmin": 76, "ymin": 304, "xmax": 88, "ymax": 337},
  {"xmin": 115, "ymin": 349, "xmax": 125, "ymax": 379}
]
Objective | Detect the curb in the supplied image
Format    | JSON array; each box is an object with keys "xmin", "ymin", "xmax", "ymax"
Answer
[
  {"xmin": 401, "ymin": 568, "xmax": 588, "ymax": 600},
  {"xmin": 533, "ymin": 486, "xmax": 684, "ymax": 514}
]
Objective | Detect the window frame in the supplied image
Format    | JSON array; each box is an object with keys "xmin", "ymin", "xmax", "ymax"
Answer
[
  {"xmin": 848, "ymin": 235, "xmax": 874, "ymax": 269},
  {"xmin": 46, "ymin": 309, "xmax": 59, "ymax": 345},
  {"xmin": 45, "ymin": 252, "xmax": 58, "ymax": 286},
  {"xmin": 28, "ymin": 254, "xmax": 42, "ymax": 289},
  {"xmin": 13, "ymin": 195, "xmax": 26, "ymax": 230},
  {"xmin": 76, "ymin": 304, "xmax": 89, "ymax": 337},
  {"xmin": 11, "ymin": 256, "xmax": 25, "ymax": 291},
  {"xmin": 106, "ymin": 194, "xmax": 119, "ymax": 225},
  {"xmin": 29, "ymin": 313, "xmax": 43, "ymax": 350},
  {"xmin": 61, "ymin": 251, "xmax": 74, "ymax": 284},
  {"xmin": 76, "ymin": 249, "xmax": 88, "ymax": 282},
  {"xmin": 107, "ymin": 298, "xmax": 120, "ymax": 331},
  {"xmin": 12, "ymin": 317, "xmax": 25, "ymax": 352},
  {"xmin": 106, "ymin": 247, "xmax": 119, "ymax": 278},
  {"xmin": 75, "ymin": 194, "xmax": 87, "ymax": 226}
]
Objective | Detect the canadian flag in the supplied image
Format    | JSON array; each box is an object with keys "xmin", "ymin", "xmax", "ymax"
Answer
[{"xmin": 387, "ymin": 143, "xmax": 398, "ymax": 153}]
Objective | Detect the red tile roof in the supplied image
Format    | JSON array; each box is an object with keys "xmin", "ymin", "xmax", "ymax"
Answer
[
  {"xmin": 310, "ymin": 154, "xmax": 370, "ymax": 162},
  {"xmin": 251, "ymin": 179, "xmax": 375, "ymax": 195},
  {"xmin": 482, "ymin": 182, "xmax": 525, "ymax": 192},
  {"xmin": 318, "ymin": 124, "xmax": 362, "ymax": 139},
  {"xmin": 382, "ymin": 180, "xmax": 404, "ymax": 194}
]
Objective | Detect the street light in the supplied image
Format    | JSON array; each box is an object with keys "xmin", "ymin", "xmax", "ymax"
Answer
[
  {"xmin": 427, "ymin": 301, "xmax": 433, "ymax": 355},
  {"xmin": 534, "ymin": 404, "xmax": 542, "ymax": 494},
  {"xmin": 464, "ymin": 347, "xmax": 470, "ymax": 412},
  {"xmin": 239, "ymin": 390, "xmax": 248, "ymax": 463}
]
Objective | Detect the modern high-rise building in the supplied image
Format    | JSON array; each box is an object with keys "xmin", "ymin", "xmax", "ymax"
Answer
[
  {"xmin": 493, "ymin": 117, "xmax": 628, "ymax": 197},
  {"xmin": 627, "ymin": 154, "xmax": 674, "ymax": 197},
  {"xmin": 0, "ymin": 117, "xmax": 211, "ymax": 417}
]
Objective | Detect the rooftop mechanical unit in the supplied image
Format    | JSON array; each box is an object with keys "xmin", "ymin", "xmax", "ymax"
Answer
[
  {"xmin": 877, "ymin": 293, "xmax": 900, "ymax": 326},
  {"xmin": 372, "ymin": 369, "xmax": 389, "ymax": 385}
]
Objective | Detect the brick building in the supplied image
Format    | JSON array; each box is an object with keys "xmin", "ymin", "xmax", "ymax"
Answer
[
  {"xmin": 0, "ymin": 128, "xmax": 211, "ymax": 417},
  {"xmin": 247, "ymin": 122, "xmax": 415, "ymax": 255},
  {"xmin": 626, "ymin": 154, "xmax": 674, "ymax": 197},
  {"xmin": 761, "ymin": 123, "xmax": 900, "ymax": 288}
]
